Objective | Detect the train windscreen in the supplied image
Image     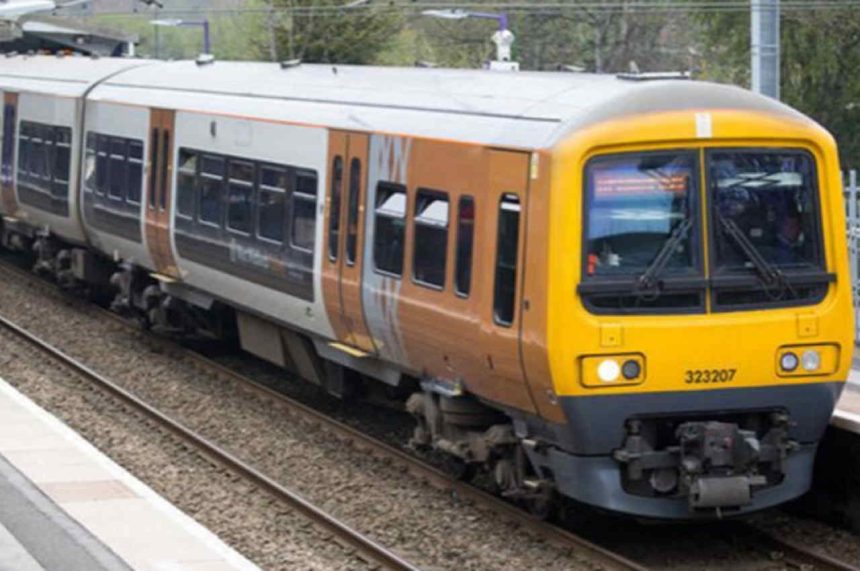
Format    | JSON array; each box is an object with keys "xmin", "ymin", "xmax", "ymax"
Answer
[
  {"xmin": 709, "ymin": 150, "xmax": 820, "ymax": 271},
  {"xmin": 584, "ymin": 151, "xmax": 698, "ymax": 279},
  {"xmin": 579, "ymin": 147, "xmax": 831, "ymax": 313}
]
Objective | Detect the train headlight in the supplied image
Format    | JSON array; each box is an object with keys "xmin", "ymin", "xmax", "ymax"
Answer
[
  {"xmin": 581, "ymin": 354, "xmax": 645, "ymax": 388},
  {"xmin": 776, "ymin": 344, "xmax": 839, "ymax": 377},
  {"xmin": 597, "ymin": 359, "xmax": 621, "ymax": 382},
  {"xmin": 780, "ymin": 352, "xmax": 799, "ymax": 372},
  {"xmin": 801, "ymin": 350, "xmax": 821, "ymax": 372}
]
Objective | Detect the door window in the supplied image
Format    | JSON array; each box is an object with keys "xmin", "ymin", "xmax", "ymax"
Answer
[
  {"xmin": 346, "ymin": 158, "xmax": 361, "ymax": 265},
  {"xmin": 493, "ymin": 194, "xmax": 521, "ymax": 326}
]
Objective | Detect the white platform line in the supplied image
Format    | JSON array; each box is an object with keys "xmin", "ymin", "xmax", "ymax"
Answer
[{"xmin": 0, "ymin": 378, "xmax": 262, "ymax": 571}]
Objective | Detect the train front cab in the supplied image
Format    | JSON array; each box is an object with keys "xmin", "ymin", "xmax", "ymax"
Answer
[{"xmin": 546, "ymin": 108, "xmax": 854, "ymax": 519}]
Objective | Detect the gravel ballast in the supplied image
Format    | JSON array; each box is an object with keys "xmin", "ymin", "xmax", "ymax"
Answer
[
  {"xmin": 0, "ymin": 264, "xmax": 610, "ymax": 571},
  {"xmin": 1, "ymin": 262, "xmax": 859, "ymax": 570},
  {"xmin": 0, "ymin": 327, "xmax": 377, "ymax": 571}
]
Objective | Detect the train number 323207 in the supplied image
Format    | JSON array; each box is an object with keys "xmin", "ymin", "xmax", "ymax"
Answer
[{"xmin": 684, "ymin": 369, "xmax": 737, "ymax": 384}]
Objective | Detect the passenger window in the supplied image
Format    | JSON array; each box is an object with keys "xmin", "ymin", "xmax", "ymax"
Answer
[
  {"xmin": 126, "ymin": 140, "xmax": 144, "ymax": 205},
  {"xmin": 108, "ymin": 138, "xmax": 126, "ymax": 200},
  {"xmin": 84, "ymin": 133, "xmax": 96, "ymax": 193},
  {"xmin": 95, "ymin": 136, "xmax": 109, "ymax": 195},
  {"xmin": 227, "ymin": 160, "xmax": 254, "ymax": 234},
  {"xmin": 17, "ymin": 123, "xmax": 29, "ymax": 178},
  {"xmin": 199, "ymin": 155, "xmax": 225, "ymax": 226},
  {"xmin": 176, "ymin": 149, "xmax": 197, "ymax": 217},
  {"xmin": 412, "ymin": 189, "xmax": 449, "ymax": 289},
  {"xmin": 328, "ymin": 156, "xmax": 343, "ymax": 261},
  {"xmin": 258, "ymin": 166, "xmax": 286, "ymax": 243},
  {"xmin": 455, "ymin": 196, "xmax": 475, "ymax": 297},
  {"xmin": 346, "ymin": 158, "xmax": 361, "ymax": 265},
  {"xmin": 36, "ymin": 126, "xmax": 50, "ymax": 182},
  {"xmin": 493, "ymin": 194, "xmax": 521, "ymax": 327},
  {"xmin": 292, "ymin": 170, "xmax": 317, "ymax": 252},
  {"xmin": 373, "ymin": 182, "xmax": 406, "ymax": 277},
  {"xmin": 148, "ymin": 129, "xmax": 158, "ymax": 209},
  {"xmin": 52, "ymin": 127, "xmax": 70, "ymax": 197},
  {"xmin": 26, "ymin": 125, "xmax": 40, "ymax": 183}
]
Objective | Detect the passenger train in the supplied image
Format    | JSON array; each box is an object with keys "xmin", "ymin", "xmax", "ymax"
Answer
[{"xmin": 0, "ymin": 54, "xmax": 852, "ymax": 520}]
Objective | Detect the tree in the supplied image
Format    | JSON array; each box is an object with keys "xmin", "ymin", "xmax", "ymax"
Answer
[
  {"xmin": 781, "ymin": 11, "xmax": 860, "ymax": 168},
  {"xmin": 408, "ymin": 2, "xmax": 695, "ymax": 73},
  {"xmin": 267, "ymin": 0, "xmax": 404, "ymax": 64},
  {"xmin": 697, "ymin": 8, "xmax": 860, "ymax": 167}
]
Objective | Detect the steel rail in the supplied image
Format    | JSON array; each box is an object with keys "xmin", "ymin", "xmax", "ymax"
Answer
[
  {"xmin": 0, "ymin": 311, "xmax": 422, "ymax": 571},
  {"xmin": 0, "ymin": 258, "xmax": 645, "ymax": 571},
  {"xmin": 176, "ymin": 345, "xmax": 649, "ymax": 571},
  {"xmin": 744, "ymin": 526, "xmax": 860, "ymax": 571},
  {"xmin": 5, "ymin": 259, "xmax": 860, "ymax": 570}
]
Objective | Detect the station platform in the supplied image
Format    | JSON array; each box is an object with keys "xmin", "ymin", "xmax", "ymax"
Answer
[
  {"xmin": 0, "ymin": 378, "xmax": 261, "ymax": 571},
  {"xmin": 833, "ymin": 367, "xmax": 860, "ymax": 432}
]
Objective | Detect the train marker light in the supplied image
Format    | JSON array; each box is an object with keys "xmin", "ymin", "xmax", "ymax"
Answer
[
  {"xmin": 801, "ymin": 350, "xmax": 821, "ymax": 372},
  {"xmin": 597, "ymin": 359, "xmax": 621, "ymax": 382},
  {"xmin": 780, "ymin": 352, "xmax": 799, "ymax": 372},
  {"xmin": 581, "ymin": 354, "xmax": 645, "ymax": 387},
  {"xmin": 776, "ymin": 344, "xmax": 838, "ymax": 377},
  {"xmin": 622, "ymin": 359, "xmax": 641, "ymax": 380}
]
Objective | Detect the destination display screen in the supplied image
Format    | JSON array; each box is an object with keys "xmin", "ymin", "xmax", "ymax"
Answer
[{"xmin": 592, "ymin": 169, "xmax": 691, "ymax": 196}]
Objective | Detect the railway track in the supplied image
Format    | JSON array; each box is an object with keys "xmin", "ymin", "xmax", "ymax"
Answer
[
  {"xmin": 0, "ymin": 257, "xmax": 859, "ymax": 571},
  {"xmin": 0, "ymin": 257, "xmax": 643, "ymax": 571},
  {"xmin": 746, "ymin": 527, "xmax": 860, "ymax": 571},
  {"xmin": 0, "ymin": 311, "xmax": 422, "ymax": 571}
]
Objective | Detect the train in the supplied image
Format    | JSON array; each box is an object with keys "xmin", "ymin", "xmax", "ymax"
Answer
[{"xmin": 0, "ymin": 53, "xmax": 852, "ymax": 520}]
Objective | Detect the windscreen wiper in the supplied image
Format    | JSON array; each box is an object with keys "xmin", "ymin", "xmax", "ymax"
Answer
[
  {"xmin": 716, "ymin": 212, "xmax": 796, "ymax": 298},
  {"xmin": 636, "ymin": 217, "xmax": 693, "ymax": 292}
]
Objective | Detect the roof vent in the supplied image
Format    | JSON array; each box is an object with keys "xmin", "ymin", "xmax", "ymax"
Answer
[
  {"xmin": 5, "ymin": 51, "xmax": 17, "ymax": 58},
  {"xmin": 415, "ymin": 60, "xmax": 437, "ymax": 68},
  {"xmin": 280, "ymin": 59, "xmax": 301, "ymax": 69},
  {"xmin": 196, "ymin": 53, "xmax": 215, "ymax": 66},
  {"xmin": 558, "ymin": 64, "xmax": 586, "ymax": 73},
  {"xmin": 616, "ymin": 71, "xmax": 691, "ymax": 82}
]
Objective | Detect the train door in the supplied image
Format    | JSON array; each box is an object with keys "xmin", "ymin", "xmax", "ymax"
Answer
[
  {"xmin": 322, "ymin": 130, "xmax": 376, "ymax": 354},
  {"xmin": 144, "ymin": 108, "xmax": 179, "ymax": 277},
  {"xmin": 480, "ymin": 150, "xmax": 537, "ymax": 411},
  {"xmin": 1, "ymin": 92, "xmax": 18, "ymax": 215}
]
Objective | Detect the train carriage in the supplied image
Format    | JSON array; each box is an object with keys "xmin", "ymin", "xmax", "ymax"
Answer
[
  {"xmin": 0, "ymin": 56, "xmax": 148, "ymax": 249},
  {"xmin": 0, "ymin": 55, "xmax": 853, "ymax": 520}
]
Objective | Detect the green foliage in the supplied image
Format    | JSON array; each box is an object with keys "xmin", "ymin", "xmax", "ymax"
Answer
[
  {"xmin": 697, "ymin": 8, "xmax": 860, "ymax": 166},
  {"xmin": 81, "ymin": 2, "xmax": 860, "ymax": 166},
  {"xmin": 267, "ymin": 0, "xmax": 404, "ymax": 64},
  {"xmin": 781, "ymin": 12, "xmax": 860, "ymax": 167},
  {"xmin": 87, "ymin": 2, "xmax": 266, "ymax": 61}
]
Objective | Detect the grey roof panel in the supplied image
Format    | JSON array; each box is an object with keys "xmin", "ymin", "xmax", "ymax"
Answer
[
  {"xmin": 0, "ymin": 55, "xmax": 153, "ymax": 97},
  {"xmin": 0, "ymin": 56, "xmax": 822, "ymax": 148}
]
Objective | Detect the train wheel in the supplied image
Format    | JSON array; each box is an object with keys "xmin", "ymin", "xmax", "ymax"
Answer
[
  {"xmin": 443, "ymin": 457, "xmax": 476, "ymax": 481},
  {"xmin": 525, "ymin": 489, "xmax": 554, "ymax": 520}
]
